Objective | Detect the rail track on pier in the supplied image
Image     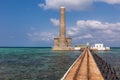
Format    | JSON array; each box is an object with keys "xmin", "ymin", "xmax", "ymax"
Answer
[{"xmin": 61, "ymin": 48, "xmax": 104, "ymax": 80}]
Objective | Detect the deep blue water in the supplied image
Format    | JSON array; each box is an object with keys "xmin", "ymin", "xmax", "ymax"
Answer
[{"xmin": 0, "ymin": 47, "xmax": 119, "ymax": 80}]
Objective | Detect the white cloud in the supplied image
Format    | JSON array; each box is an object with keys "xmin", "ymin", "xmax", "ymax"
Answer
[
  {"xmin": 74, "ymin": 34, "xmax": 93, "ymax": 40},
  {"xmin": 39, "ymin": 0, "xmax": 93, "ymax": 11},
  {"xmin": 67, "ymin": 20, "xmax": 120, "ymax": 43},
  {"xmin": 50, "ymin": 18, "xmax": 59, "ymax": 26},
  {"xmin": 96, "ymin": 0, "xmax": 120, "ymax": 4},
  {"xmin": 76, "ymin": 20, "xmax": 109, "ymax": 29},
  {"xmin": 27, "ymin": 20, "xmax": 120, "ymax": 46},
  {"xmin": 39, "ymin": 0, "xmax": 120, "ymax": 11},
  {"xmin": 27, "ymin": 32, "xmax": 55, "ymax": 42},
  {"xmin": 83, "ymin": 34, "xmax": 93, "ymax": 38}
]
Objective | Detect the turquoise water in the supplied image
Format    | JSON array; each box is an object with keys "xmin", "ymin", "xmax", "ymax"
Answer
[
  {"xmin": 0, "ymin": 47, "xmax": 119, "ymax": 80},
  {"xmin": 0, "ymin": 47, "xmax": 81, "ymax": 80}
]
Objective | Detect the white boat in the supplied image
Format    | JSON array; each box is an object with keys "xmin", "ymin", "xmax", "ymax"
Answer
[{"xmin": 91, "ymin": 43, "xmax": 110, "ymax": 51}]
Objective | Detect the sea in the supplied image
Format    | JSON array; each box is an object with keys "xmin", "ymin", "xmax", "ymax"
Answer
[{"xmin": 0, "ymin": 47, "xmax": 119, "ymax": 80}]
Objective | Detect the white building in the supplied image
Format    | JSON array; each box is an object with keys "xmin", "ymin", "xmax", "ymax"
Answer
[{"xmin": 91, "ymin": 43, "xmax": 110, "ymax": 51}]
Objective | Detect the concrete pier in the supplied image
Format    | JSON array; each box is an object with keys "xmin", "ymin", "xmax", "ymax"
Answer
[
  {"xmin": 61, "ymin": 48, "xmax": 104, "ymax": 80},
  {"xmin": 61, "ymin": 48, "xmax": 119, "ymax": 80}
]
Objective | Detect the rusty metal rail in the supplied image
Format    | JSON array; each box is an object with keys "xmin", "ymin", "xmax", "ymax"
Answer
[
  {"xmin": 61, "ymin": 48, "xmax": 104, "ymax": 80},
  {"xmin": 92, "ymin": 52, "xmax": 119, "ymax": 80}
]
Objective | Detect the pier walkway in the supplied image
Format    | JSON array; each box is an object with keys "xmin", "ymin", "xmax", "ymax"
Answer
[{"xmin": 61, "ymin": 48, "xmax": 119, "ymax": 80}]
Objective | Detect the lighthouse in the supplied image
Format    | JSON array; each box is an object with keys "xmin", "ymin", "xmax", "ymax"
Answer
[{"xmin": 52, "ymin": 7, "xmax": 72, "ymax": 51}]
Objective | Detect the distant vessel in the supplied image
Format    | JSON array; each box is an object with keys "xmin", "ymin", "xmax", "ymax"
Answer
[{"xmin": 91, "ymin": 43, "xmax": 110, "ymax": 51}]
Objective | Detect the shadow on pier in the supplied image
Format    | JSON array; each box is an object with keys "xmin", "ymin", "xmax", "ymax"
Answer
[{"xmin": 93, "ymin": 52, "xmax": 119, "ymax": 80}]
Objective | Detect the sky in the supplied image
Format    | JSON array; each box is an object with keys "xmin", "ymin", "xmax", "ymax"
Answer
[{"xmin": 0, "ymin": 0, "xmax": 120, "ymax": 47}]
